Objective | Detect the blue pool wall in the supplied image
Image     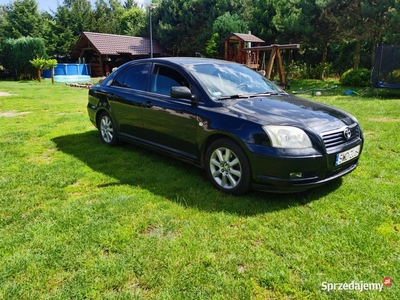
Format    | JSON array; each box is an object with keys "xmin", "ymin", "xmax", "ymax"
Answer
[{"xmin": 42, "ymin": 64, "xmax": 91, "ymax": 78}]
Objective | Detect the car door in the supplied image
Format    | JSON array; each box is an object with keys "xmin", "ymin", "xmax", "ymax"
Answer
[
  {"xmin": 140, "ymin": 63, "xmax": 199, "ymax": 160},
  {"xmin": 107, "ymin": 63, "xmax": 150, "ymax": 139}
]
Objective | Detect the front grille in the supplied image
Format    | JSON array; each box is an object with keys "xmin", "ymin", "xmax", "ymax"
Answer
[{"xmin": 321, "ymin": 124, "xmax": 360, "ymax": 150}]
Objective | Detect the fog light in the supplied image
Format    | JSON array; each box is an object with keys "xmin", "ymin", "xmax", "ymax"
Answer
[{"xmin": 290, "ymin": 172, "xmax": 303, "ymax": 179}]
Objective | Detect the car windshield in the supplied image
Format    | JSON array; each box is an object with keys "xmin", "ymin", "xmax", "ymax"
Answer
[{"xmin": 188, "ymin": 63, "xmax": 285, "ymax": 100}]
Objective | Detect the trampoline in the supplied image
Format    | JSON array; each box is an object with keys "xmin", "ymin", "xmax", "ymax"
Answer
[{"xmin": 371, "ymin": 44, "xmax": 400, "ymax": 88}]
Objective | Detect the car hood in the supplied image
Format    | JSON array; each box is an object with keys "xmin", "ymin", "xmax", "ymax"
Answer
[{"xmin": 222, "ymin": 94, "xmax": 355, "ymax": 132}]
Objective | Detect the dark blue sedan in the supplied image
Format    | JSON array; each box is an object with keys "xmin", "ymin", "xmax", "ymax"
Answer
[{"xmin": 87, "ymin": 58, "xmax": 363, "ymax": 195}]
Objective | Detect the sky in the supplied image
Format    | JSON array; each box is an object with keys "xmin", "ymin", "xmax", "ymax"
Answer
[{"xmin": 0, "ymin": 0, "xmax": 148, "ymax": 12}]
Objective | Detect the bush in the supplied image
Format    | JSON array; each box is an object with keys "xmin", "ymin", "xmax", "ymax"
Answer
[
  {"xmin": 2, "ymin": 37, "xmax": 47, "ymax": 80},
  {"xmin": 340, "ymin": 68, "xmax": 370, "ymax": 86},
  {"xmin": 390, "ymin": 69, "xmax": 400, "ymax": 83},
  {"xmin": 287, "ymin": 61, "xmax": 337, "ymax": 80}
]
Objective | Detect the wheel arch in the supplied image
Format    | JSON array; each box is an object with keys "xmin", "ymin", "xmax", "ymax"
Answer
[
  {"xmin": 200, "ymin": 133, "xmax": 250, "ymax": 169},
  {"xmin": 203, "ymin": 134, "xmax": 253, "ymax": 195},
  {"xmin": 97, "ymin": 109, "xmax": 119, "ymax": 146},
  {"xmin": 95, "ymin": 108, "xmax": 114, "ymax": 129}
]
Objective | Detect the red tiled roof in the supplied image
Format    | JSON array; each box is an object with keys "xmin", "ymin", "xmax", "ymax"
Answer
[{"xmin": 73, "ymin": 32, "xmax": 167, "ymax": 56}]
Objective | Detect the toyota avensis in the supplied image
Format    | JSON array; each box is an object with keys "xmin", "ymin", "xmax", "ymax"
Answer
[{"xmin": 87, "ymin": 58, "xmax": 363, "ymax": 195}]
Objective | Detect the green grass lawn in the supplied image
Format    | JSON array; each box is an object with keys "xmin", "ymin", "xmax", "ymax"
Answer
[{"xmin": 0, "ymin": 79, "xmax": 399, "ymax": 299}]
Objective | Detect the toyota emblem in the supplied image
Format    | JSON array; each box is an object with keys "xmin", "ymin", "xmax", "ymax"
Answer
[{"xmin": 343, "ymin": 127, "xmax": 352, "ymax": 139}]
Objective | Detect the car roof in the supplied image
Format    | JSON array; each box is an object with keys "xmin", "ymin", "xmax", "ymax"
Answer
[{"xmin": 132, "ymin": 57, "xmax": 236, "ymax": 67}]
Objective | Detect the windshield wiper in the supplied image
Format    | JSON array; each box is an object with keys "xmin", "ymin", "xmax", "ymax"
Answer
[
  {"xmin": 218, "ymin": 94, "xmax": 250, "ymax": 100},
  {"xmin": 218, "ymin": 91, "xmax": 286, "ymax": 100},
  {"xmin": 248, "ymin": 92, "xmax": 281, "ymax": 97}
]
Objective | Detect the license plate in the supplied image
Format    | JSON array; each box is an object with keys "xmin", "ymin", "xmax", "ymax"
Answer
[{"xmin": 335, "ymin": 145, "xmax": 361, "ymax": 166}]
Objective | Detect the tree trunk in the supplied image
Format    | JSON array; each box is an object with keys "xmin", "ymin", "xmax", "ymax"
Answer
[
  {"xmin": 51, "ymin": 68, "xmax": 55, "ymax": 84},
  {"xmin": 353, "ymin": 40, "xmax": 361, "ymax": 69},
  {"xmin": 371, "ymin": 43, "xmax": 376, "ymax": 69},
  {"xmin": 37, "ymin": 69, "xmax": 42, "ymax": 82},
  {"xmin": 320, "ymin": 42, "xmax": 328, "ymax": 79},
  {"xmin": 371, "ymin": 33, "xmax": 382, "ymax": 69}
]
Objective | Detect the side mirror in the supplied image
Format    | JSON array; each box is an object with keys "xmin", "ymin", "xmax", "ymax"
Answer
[{"xmin": 170, "ymin": 86, "xmax": 193, "ymax": 100}]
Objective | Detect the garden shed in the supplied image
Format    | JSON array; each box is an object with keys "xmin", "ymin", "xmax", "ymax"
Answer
[{"xmin": 71, "ymin": 32, "xmax": 169, "ymax": 77}]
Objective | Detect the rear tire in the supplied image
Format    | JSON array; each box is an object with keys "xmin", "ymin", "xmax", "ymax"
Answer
[
  {"xmin": 205, "ymin": 138, "xmax": 252, "ymax": 195},
  {"xmin": 98, "ymin": 111, "xmax": 118, "ymax": 146}
]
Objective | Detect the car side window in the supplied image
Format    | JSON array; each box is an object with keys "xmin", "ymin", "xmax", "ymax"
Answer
[
  {"xmin": 111, "ymin": 64, "xmax": 150, "ymax": 90},
  {"xmin": 111, "ymin": 71, "xmax": 125, "ymax": 87},
  {"xmin": 151, "ymin": 65, "xmax": 190, "ymax": 96}
]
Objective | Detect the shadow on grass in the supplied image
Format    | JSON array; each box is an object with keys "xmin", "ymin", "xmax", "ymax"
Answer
[{"xmin": 52, "ymin": 131, "xmax": 343, "ymax": 216}]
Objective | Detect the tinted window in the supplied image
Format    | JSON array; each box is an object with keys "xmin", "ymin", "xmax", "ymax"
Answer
[
  {"xmin": 111, "ymin": 71, "xmax": 125, "ymax": 87},
  {"xmin": 151, "ymin": 65, "xmax": 189, "ymax": 96},
  {"xmin": 112, "ymin": 64, "xmax": 150, "ymax": 90}
]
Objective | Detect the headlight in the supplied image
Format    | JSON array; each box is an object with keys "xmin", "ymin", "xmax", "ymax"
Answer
[{"xmin": 262, "ymin": 125, "xmax": 312, "ymax": 148}]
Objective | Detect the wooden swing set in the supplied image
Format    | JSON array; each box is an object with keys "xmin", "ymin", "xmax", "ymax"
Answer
[{"xmin": 222, "ymin": 33, "xmax": 300, "ymax": 87}]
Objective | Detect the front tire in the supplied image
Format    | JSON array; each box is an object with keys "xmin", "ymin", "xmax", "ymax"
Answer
[
  {"xmin": 205, "ymin": 138, "xmax": 252, "ymax": 195},
  {"xmin": 98, "ymin": 111, "xmax": 118, "ymax": 146}
]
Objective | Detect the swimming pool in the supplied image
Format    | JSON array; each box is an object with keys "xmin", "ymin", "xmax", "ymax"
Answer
[{"xmin": 42, "ymin": 64, "xmax": 91, "ymax": 82}]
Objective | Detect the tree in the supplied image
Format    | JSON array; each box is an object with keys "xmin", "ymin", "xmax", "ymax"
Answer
[
  {"xmin": 120, "ymin": 7, "xmax": 147, "ymax": 36},
  {"xmin": 93, "ymin": 0, "xmax": 124, "ymax": 34},
  {"xmin": 2, "ymin": 0, "xmax": 42, "ymax": 39},
  {"xmin": 360, "ymin": 0, "xmax": 396, "ymax": 66},
  {"xmin": 205, "ymin": 33, "xmax": 220, "ymax": 58},
  {"xmin": 123, "ymin": 0, "xmax": 138, "ymax": 9},
  {"xmin": 0, "ymin": 6, "xmax": 7, "ymax": 46},
  {"xmin": 30, "ymin": 57, "xmax": 47, "ymax": 82},
  {"xmin": 271, "ymin": 0, "xmax": 315, "ymax": 44},
  {"xmin": 384, "ymin": 2, "xmax": 400, "ymax": 44},
  {"xmin": 93, "ymin": 0, "xmax": 115, "ymax": 33},
  {"xmin": 45, "ymin": 59, "xmax": 58, "ymax": 84},
  {"xmin": 155, "ymin": 0, "xmax": 250, "ymax": 56},
  {"xmin": 256, "ymin": 0, "xmax": 323, "ymax": 78},
  {"xmin": 52, "ymin": 0, "xmax": 95, "ymax": 60},
  {"xmin": 206, "ymin": 12, "xmax": 248, "ymax": 58},
  {"xmin": 155, "ymin": 0, "xmax": 189, "ymax": 55},
  {"xmin": 316, "ymin": 0, "xmax": 364, "ymax": 72},
  {"xmin": 309, "ymin": 0, "xmax": 342, "ymax": 78},
  {"xmin": 61, "ymin": 0, "xmax": 95, "ymax": 33},
  {"xmin": 212, "ymin": 12, "xmax": 248, "ymax": 41},
  {"xmin": 247, "ymin": 0, "xmax": 277, "ymax": 43},
  {"xmin": 2, "ymin": 0, "xmax": 400, "ymax": 80},
  {"xmin": 39, "ymin": 12, "xmax": 59, "ymax": 58},
  {"xmin": 318, "ymin": 0, "xmax": 395, "ymax": 70},
  {"xmin": 52, "ymin": 6, "xmax": 76, "ymax": 60}
]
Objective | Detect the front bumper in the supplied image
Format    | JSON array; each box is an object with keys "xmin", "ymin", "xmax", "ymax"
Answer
[
  {"xmin": 252, "ymin": 160, "xmax": 359, "ymax": 193},
  {"xmin": 246, "ymin": 142, "xmax": 362, "ymax": 193}
]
